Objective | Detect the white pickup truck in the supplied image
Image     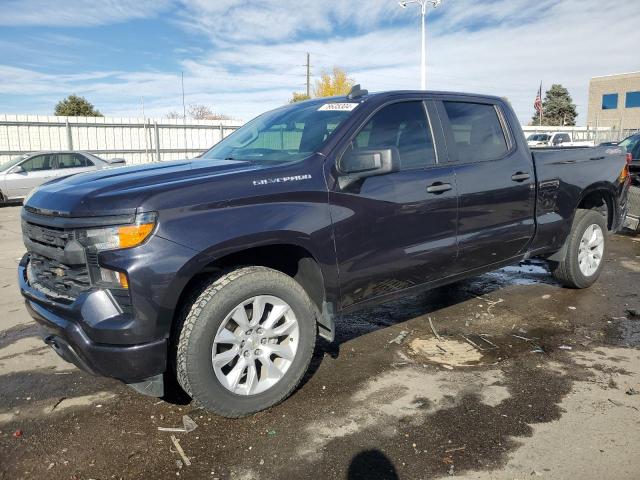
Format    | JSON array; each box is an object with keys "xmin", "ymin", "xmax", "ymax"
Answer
[{"xmin": 527, "ymin": 132, "xmax": 594, "ymax": 148}]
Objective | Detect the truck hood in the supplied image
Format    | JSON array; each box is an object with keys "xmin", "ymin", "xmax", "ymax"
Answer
[{"xmin": 24, "ymin": 158, "xmax": 264, "ymax": 217}]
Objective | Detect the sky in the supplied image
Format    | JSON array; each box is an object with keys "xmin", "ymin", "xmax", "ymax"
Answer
[{"xmin": 0, "ymin": 0, "xmax": 638, "ymax": 125}]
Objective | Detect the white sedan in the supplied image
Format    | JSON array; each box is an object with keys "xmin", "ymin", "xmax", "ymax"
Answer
[{"xmin": 0, "ymin": 151, "xmax": 125, "ymax": 204}]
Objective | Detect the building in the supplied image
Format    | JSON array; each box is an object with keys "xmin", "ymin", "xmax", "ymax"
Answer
[{"xmin": 587, "ymin": 72, "xmax": 640, "ymax": 130}]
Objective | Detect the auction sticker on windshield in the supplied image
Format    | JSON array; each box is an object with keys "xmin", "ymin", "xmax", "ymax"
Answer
[{"xmin": 318, "ymin": 103, "xmax": 359, "ymax": 111}]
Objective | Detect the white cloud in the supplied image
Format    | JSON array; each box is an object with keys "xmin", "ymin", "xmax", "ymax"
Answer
[
  {"xmin": 0, "ymin": 0, "xmax": 172, "ymax": 26},
  {"xmin": 1, "ymin": 0, "xmax": 639, "ymax": 124}
]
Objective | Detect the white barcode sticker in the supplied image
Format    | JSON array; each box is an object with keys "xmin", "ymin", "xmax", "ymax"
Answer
[{"xmin": 318, "ymin": 103, "xmax": 359, "ymax": 112}]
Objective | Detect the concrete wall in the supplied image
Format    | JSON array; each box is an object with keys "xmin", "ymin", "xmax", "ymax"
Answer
[
  {"xmin": 587, "ymin": 72, "xmax": 640, "ymax": 130},
  {"xmin": 0, "ymin": 115, "xmax": 243, "ymax": 165}
]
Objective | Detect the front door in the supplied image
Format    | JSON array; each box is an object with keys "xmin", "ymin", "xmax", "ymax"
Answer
[
  {"xmin": 328, "ymin": 100, "xmax": 459, "ymax": 309},
  {"xmin": 438, "ymin": 99, "xmax": 536, "ymax": 272},
  {"xmin": 4, "ymin": 153, "xmax": 56, "ymax": 199}
]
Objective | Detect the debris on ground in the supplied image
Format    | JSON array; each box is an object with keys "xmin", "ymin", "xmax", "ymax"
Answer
[
  {"xmin": 626, "ymin": 388, "xmax": 639, "ymax": 396},
  {"xmin": 568, "ymin": 306, "xmax": 577, "ymax": 310},
  {"xmin": 410, "ymin": 337, "xmax": 483, "ymax": 367},
  {"xmin": 170, "ymin": 435, "xmax": 191, "ymax": 466},
  {"xmin": 558, "ymin": 345, "xmax": 573, "ymax": 350},
  {"xmin": 429, "ymin": 317, "xmax": 442, "ymax": 341},
  {"xmin": 158, "ymin": 415, "xmax": 198, "ymax": 433},
  {"xmin": 389, "ymin": 330, "xmax": 410, "ymax": 345},
  {"xmin": 13, "ymin": 429, "xmax": 23, "ymax": 438}
]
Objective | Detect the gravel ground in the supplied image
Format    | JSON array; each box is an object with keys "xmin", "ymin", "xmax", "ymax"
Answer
[{"xmin": 0, "ymin": 204, "xmax": 639, "ymax": 480}]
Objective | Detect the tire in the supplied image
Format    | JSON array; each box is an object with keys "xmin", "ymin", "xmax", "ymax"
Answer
[
  {"xmin": 551, "ymin": 209, "xmax": 608, "ymax": 289},
  {"xmin": 176, "ymin": 266, "xmax": 317, "ymax": 418}
]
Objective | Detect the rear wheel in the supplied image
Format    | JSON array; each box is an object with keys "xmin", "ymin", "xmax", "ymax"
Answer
[
  {"xmin": 176, "ymin": 267, "xmax": 316, "ymax": 417},
  {"xmin": 551, "ymin": 209, "xmax": 607, "ymax": 288}
]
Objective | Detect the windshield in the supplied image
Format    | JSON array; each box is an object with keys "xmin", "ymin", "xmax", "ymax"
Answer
[
  {"xmin": 201, "ymin": 101, "xmax": 357, "ymax": 163},
  {"xmin": 0, "ymin": 154, "xmax": 29, "ymax": 171},
  {"xmin": 619, "ymin": 134, "xmax": 640, "ymax": 154}
]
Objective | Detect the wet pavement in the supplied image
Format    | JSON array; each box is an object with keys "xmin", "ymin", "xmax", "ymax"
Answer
[{"xmin": 1, "ymin": 204, "xmax": 639, "ymax": 479}]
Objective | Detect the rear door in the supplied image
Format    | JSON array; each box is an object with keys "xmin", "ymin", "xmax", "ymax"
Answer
[
  {"xmin": 329, "ymin": 99, "xmax": 458, "ymax": 309},
  {"xmin": 437, "ymin": 98, "xmax": 535, "ymax": 272},
  {"xmin": 4, "ymin": 153, "xmax": 56, "ymax": 199}
]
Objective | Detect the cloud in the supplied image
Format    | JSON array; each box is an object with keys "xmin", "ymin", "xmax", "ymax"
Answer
[
  {"xmin": 0, "ymin": 0, "xmax": 173, "ymax": 27},
  {"xmin": 0, "ymin": 0, "xmax": 639, "ymax": 125}
]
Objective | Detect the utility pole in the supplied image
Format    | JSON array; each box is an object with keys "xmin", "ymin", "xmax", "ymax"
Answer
[
  {"xmin": 181, "ymin": 71, "xmax": 188, "ymax": 159},
  {"xmin": 305, "ymin": 52, "xmax": 311, "ymax": 98}
]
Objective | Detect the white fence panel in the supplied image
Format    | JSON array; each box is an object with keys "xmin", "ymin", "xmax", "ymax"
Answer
[{"xmin": 0, "ymin": 114, "xmax": 243, "ymax": 165}]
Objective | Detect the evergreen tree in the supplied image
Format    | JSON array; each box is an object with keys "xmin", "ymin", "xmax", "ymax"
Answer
[
  {"xmin": 531, "ymin": 84, "xmax": 577, "ymax": 126},
  {"xmin": 54, "ymin": 95, "xmax": 103, "ymax": 117}
]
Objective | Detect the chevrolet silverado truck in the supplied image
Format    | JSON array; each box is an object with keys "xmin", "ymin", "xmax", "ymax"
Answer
[{"xmin": 19, "ymin": 87, "xmax": 631, "ymax": 417}]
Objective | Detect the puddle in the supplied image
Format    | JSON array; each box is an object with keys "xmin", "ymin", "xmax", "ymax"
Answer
[{"xmin": 481, "ymin": 260, "xmax": 557, "ymax": 287}]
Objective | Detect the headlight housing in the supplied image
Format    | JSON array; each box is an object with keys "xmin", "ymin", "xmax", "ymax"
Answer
[{"xmin": 78, "ymin": 212, "xmax": 157, "ymax": 289}]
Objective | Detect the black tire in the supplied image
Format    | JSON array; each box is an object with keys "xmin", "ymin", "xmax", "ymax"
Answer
[
  {"xmin": 550, "ymin": 209, "xmax": 608, "ymax": 289},
  {"xmin": 176, "ymin": 266, "xmax": 317, "ymax": 418}
]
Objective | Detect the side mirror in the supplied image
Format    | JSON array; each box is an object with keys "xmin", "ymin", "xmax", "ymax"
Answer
[
  {"xmin": 11, "ymin": 165, "xmax": 25, "ymax": 174},
  {"xmin": 338, "ymin": 147, "xmax": 400, "ymax": 189},
  {"xmin": 107, "ymin": 157, "xmax": 126, "ymax": 165}
]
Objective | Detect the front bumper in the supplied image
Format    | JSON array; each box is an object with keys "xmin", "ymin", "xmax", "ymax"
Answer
[{"xmin": 19, "ymin": 254, "xmax": 167, "ymax": 385}]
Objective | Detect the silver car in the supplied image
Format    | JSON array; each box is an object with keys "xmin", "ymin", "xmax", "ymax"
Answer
[{"xmin": 0, "ymin": 151, "xmax": 125, "ymax": 204}]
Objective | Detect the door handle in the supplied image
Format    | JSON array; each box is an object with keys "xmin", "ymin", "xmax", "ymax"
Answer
[
  {"xmin": 511, "ymin": 172, "xmax": 531, "ymax": 182},
  {"xmin": 426, "ymin": 182, "xmax": 452, "ymax": 194}
]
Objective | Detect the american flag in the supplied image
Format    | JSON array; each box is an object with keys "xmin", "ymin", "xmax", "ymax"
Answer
[{"xmin": 534, "ymin": 83, "xmax": 542, "ymax": 114}]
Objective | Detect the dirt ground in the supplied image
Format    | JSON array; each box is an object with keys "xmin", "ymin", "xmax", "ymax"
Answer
[{"xmin": 1, "ymin": 204, "xmax": 639, "ymax": 480}]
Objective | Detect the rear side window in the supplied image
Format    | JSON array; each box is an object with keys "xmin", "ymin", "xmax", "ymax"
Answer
[
  {"xmin": 443, "ymin": 102, "xmax": 509, "ymax": 162},
  {"xmin": 56, "ymin": 153, "xmax": 94, "ymax": 169},
  {"xmin": 354, "ymin": 101, "xmax": 436, "ymax": 169}
]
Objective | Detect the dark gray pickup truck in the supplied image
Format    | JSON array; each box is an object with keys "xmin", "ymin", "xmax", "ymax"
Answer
[{"xmin": 19, "ymin": 87, "xmax": 631, "ymax": 417}]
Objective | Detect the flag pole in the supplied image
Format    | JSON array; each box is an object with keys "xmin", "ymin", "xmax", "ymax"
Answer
[{"xmin": 539, "ymin": 83, "xmax": 542, "ymax": 126}]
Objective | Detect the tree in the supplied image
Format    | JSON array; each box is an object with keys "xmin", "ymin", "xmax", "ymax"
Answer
[
  {"xmin": 54, "ymin": 95, "xmax": 103, "ymax": 117},
  {"xmin": 166, "ymin": 105, "xmax": 231, "ymax": 120},
  {"xmin": 313, "ymin": 67, "xmax": 354, "ymax": 98},
  {"xmin": 289, "ymin": 92, "xmax": 311, "ymax": 103},
  {"xmin": 187, "ymin": 104, "xmax": 214, "ymax": 120},
  {"xmin": 531, "ymin": 84, "xmax": 578, "ymax": 126}
]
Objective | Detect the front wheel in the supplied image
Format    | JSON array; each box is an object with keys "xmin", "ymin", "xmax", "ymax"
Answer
[
  {"xmin": 550, "ymin": 209, "xmax": 608, "ymax": 288},
  {"xmin": 176, "ymin": 267, "xmax": 317, "ymax": 418}
]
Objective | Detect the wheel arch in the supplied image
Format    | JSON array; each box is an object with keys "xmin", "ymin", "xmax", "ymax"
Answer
[
  {"xmin": 575, "ymin": 182, "xmax": 617, "ymax": 231},
  {"xmin": 169, "ymin": 236, "xmax": 336, "ymax": 342}
]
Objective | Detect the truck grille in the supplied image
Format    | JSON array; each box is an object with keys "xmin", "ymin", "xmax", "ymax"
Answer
[
  {"xmin": 27, "ymin": 253, "xmax": 90, "ymax": 301},
  {"xmin": 22, "ymin": 221, "xmax": 89, "ymax": 302}
]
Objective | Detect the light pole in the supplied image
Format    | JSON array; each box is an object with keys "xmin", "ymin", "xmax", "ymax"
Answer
[{"xmin": 398, "ymin": 0, "xmax": 442, "ymax": 90}]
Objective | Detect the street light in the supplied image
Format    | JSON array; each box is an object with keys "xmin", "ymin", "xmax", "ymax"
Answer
[{"xmin": 398, "ymin": 0, "xmax": 443, "ymax": 90}]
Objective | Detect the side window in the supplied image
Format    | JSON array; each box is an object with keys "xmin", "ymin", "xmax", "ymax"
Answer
[
  {"xmin": 353, "ymin": 101, "xmax": 436, "ymax": 170},
  {"xmin": 559, "ymin": 134, "xmax": 571, "ymax": 143},
  {"xmin": 56, "ymin": 153, "xmax": 93, "ymax": 168},
  {"xmin": 19, "ymin": 155, "xmax": 52, "ymax": 172},
  {"xmin": 75, "ymin": 153, "xmax": 94, "ymax": 167},
  {"xmin": 443, "ymin": 102, "xmax": 509, "ymax": 162}
]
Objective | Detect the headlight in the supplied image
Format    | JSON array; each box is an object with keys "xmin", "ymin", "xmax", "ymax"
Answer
[
  {"xmin": 78, "ymin": 212, "xmax": 157, "ymax": 252},
  {"xmin": 78, "ymin": 212, "xmax": 157, "ymax": 290}
]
